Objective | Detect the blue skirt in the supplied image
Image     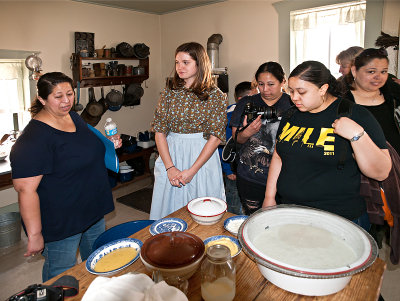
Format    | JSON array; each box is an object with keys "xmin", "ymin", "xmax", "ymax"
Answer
[{"xmin": 150, "ymin": 133, "xmax": 226, "ymax": 220}]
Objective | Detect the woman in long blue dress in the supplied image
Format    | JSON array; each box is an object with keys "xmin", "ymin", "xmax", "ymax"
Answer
[{"xmin": 150, "ymin": 42, "xmax": 227, "ymax": 219}]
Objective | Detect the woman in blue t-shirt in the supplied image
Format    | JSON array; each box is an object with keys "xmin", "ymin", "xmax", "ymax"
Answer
[
  {"xmin": 263, "ymin": 61, "xmax": 391, "ymax": 229},
  {"xmin": 10, "ymin": 72, "xmax": 119, "ymax": 281}
]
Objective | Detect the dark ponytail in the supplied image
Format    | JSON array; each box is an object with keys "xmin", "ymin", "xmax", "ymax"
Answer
[
  {"xmin": 29, "ymin": 72, "xmax": 74, "ymax": 117},
  {"xmin": 255, "ymin": 61, "xmax": 285, "ymax": 83},
  {"xmin": 289, "ymin": 61, "xmax": 343, "ymax": 97}
]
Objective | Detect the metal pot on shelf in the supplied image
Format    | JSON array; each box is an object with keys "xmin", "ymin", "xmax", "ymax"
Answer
[{"xmin": 133, "ymin": 66, "xmax": 145, "ymax": 75}]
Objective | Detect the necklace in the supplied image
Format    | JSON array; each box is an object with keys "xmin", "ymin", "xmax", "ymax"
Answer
[
  {"xmin": 370, "ymin": 91, "xmax": 382, "ymax": 103},
  {"xmin": 353, "ymin": 88, "xmax": 382, "ymax": 105}
]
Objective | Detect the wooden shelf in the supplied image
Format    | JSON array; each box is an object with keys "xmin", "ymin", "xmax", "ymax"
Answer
[
  {"xmin": 78, "ymin": 57, "xmax": 144, "ymax": 61},
  {"xmin": 0, "ymin": 172, "xmax": 12, "ymax": 189},
  {"xmin": 81, "ymin": 75, "xmax": 146, "ymax": 80},
  {"xmin": 112, "ymin": 146, "xmax": 155, "ymax": 190},
  {"xmin": 118, "ymin": 146, "xmax": 155, "ymax": 167},
  {"xmin": 111, "ymin": 172, "xmax": 153, "ymax": 191},
  {"xmin": 71, "ymin": 54, "xmax": 149, "ymax": 88}
]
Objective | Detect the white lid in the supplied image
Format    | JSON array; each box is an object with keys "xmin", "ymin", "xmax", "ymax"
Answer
[
  {"xmin": 106, "ymin": 118, "xmax": 112, "ymax": 122},
  {"xmin": 188, "ymin": 197, "xmax": 226, "ymax": 215}
]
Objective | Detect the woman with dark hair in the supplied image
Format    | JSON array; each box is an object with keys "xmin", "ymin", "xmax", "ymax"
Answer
[
  {"xmin": 10, "ymin": 72, "xmax": 118, "ymax": 281},
  {"xmin": 344, "ymin": 48, "xmax": 400, "ymax": 155},
  {"xmin": 230, "ymin": 62, "xmax": 292, "ymax": 215},
  {"xmin": 150, "ymin": 42, "xmax": 227, "ymax": 219},
  {"xmin": 263, "ymin": 61, "xmax": 391, "ymax": 229}
]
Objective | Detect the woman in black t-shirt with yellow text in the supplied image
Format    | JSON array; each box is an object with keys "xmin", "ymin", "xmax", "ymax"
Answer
[{"xmin": 263, "ymin": 61, "xmax": 391, "ymax": 230}]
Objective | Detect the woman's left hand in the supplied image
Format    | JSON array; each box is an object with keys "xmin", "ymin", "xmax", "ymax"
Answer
[
  {"xmin": 174, "ymin": 169, "xmax": 196, "ymax": 186},
  {"xmin": 113, "ymin": 134, "xmax": 123, "ymax": 149},
  {"xmin": 332, "ymin": 117, "xmax": 364, "ymax": 141}
]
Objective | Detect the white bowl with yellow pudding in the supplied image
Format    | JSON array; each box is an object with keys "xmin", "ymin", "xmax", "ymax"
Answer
[
  {"xmin": 86, "ymin": 238, "xmax": 143, "ymax": 276},
  {"xmin": 204, "ymin": 235, "xmax": 242, "ymax": 258}
]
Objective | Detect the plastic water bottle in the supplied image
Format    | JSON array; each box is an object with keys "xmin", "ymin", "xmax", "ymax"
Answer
[{"xmin": 104, "ymin": 118, "xmax": 119, "ymax": 148}]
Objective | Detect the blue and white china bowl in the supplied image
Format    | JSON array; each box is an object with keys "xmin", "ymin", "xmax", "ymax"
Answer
[
  {"xmin": 203, "ymin": 235, "xmax": 242, "ymax": 258},
  {"xmin": 86, "ymin": 238, "xmax": 143, "ymax": 276},
  {"xmin": 224, "ymin": 215, "xmax": 249, "ymax": 236},
  {"xmin": 187, "ymin": 197, "xmax": 227, "ymax": 225},
  {"xmin": 149, "ymin": 218, "xmax": 188, "ymax": 236}
]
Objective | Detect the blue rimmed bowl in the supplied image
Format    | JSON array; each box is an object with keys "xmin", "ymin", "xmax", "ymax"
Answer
[
  {"xmin": 204, "ymin": 235, "xmax": 242, "ymax": 258},
  {"xmin": 86, "ymin": 238, "xmax": 143, "ymax": 276},
  {"xmin": 224, "ymin": 215, "xmax": 248, "ymax": 236},
  {"xmin": 149, "ymin": 218, "xmax": 188, "ymax": 236}
]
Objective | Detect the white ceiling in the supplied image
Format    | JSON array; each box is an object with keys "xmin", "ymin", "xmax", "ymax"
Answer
[{"xmin": 72, "ymin": 0, "xmax": 226, "ymax": 15}]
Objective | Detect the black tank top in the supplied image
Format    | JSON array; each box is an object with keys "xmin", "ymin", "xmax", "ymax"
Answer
[{"xmin": 364, "ymin": 101, "xmax": 400, "ymax": 155}]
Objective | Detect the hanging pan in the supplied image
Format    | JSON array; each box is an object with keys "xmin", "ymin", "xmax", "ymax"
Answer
[
  {"xmin": 123, "ymin": 83, "xmax": 144, "ymax": 106},
  {"xmin": 86, "ymin": 87, "xmax": 103, "ymax": 117},
  {"xmin": 106, "ymin": 89, "xmax": 123, "ymax": 111},
  {"xmin": 98, "ymin": 86, "xmax": 108, "ymax": 113}
]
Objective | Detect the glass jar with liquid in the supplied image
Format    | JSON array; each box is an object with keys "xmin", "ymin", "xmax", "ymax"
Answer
[{"xmin": 201, "ymin": 244, "xmax": 236, "ymax": 301}]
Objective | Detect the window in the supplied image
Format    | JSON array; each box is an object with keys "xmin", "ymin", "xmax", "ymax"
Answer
[
  {"xmin": 290, "ymin": 1, "xmax": 366, "ymax": 78},
  {"xmin": 0, "ymin": 60, "xmax": 32, "ymax": 134}
]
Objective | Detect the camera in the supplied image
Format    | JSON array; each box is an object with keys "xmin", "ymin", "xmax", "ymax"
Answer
[
  {"xmin": 243, "ymin": 102, "xmax": 277, "ymax": 123},
  {"xmin": 8, "ymin": 284, "xmax": 63, "ymax": 301}
]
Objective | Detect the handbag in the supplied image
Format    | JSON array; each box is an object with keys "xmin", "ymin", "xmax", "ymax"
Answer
[
  {"xmin": 221, "ymin": 136, "xmax": 238, "ymax": 163},
  {"xmin": 222, "ymin": 111, "xmax": 255, "ymax": 163}
]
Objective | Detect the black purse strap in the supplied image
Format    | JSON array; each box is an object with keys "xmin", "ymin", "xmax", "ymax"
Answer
[{"xmin": 51, "ymin": 275, "xmax": 79, "ymax": 297}]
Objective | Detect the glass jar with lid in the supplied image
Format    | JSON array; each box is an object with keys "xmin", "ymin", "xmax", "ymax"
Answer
[{"xmin": 201, "ymin": 244, "xmax": 236, "ymax": 301}]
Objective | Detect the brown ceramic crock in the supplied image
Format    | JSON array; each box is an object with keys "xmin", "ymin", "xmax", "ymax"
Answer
[{"xmin": 141, "ymin": 232, "xmax": 205, "ymax": 269}]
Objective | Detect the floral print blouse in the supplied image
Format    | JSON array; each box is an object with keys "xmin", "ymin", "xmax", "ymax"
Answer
[{"xmin": 151, "ymin": 87, "xmax": 228, "ymax": 142}]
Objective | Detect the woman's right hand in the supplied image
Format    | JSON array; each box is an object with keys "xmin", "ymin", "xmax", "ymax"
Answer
[
  {"xmin": 25, "ymin": 232, "xmax": 44, "ymax": 257},
  {"xmin": 167, "ymin": 166, "xmax": 183, "ymax": 187},
  {"xmin": 262, "ymin": 198, "xmax": 277, "ymax": 208},
  {"xmin": 244, "ymin": 115, "xmax": 262, "ymax": 137}
]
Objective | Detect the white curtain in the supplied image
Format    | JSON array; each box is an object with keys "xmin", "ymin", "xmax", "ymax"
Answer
[{"xmin": 290, "ymin": 1, "xmax": 366, "ymax": 77}]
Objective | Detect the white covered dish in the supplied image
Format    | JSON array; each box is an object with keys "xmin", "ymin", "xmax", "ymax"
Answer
[{"xmin": 187, "ymin": 197, "xmax": 227, "ymax": 225}]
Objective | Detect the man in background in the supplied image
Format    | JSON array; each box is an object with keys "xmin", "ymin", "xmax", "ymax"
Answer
[{"xmin": 219, "ymin": 81, "xmax": 253, "ymax": 215}]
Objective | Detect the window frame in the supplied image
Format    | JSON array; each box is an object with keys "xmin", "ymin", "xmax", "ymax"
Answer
[
  {"xmin": 272, "ymin": 0, "xmax": 384, "ymax": 74},
  {"xmin": 0, "ymin": 49, "xmax": 40, "ymax": 133}
]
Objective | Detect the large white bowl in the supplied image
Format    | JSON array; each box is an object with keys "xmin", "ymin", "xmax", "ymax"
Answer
[
  {"xmin": 238, "ymin": 205, "xmax": 378, "ymax": 296},
  {"xmin": 187, "ymin": 197, "xmax": 227, "ymax": 225}
]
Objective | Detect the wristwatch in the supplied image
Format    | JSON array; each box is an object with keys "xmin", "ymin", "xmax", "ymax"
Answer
[{"xmin": 350, "ymin": 130, "xmax": 365, "ymax": 142}]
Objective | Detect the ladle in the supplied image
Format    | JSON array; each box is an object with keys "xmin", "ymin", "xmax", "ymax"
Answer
[{"xmin": 74, "ymin": 81, "xmax": 84, "ymax": 111}]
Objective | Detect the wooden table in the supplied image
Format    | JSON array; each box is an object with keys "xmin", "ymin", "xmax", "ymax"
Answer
[{"xmin": 45, "ymin": 207, "xmax": 386, "ymax": 300}]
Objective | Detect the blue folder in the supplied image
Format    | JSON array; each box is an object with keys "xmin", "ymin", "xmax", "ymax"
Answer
[{"xmin": 87, "ymin": 124, "xmax": 119, "ymax": 173}]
